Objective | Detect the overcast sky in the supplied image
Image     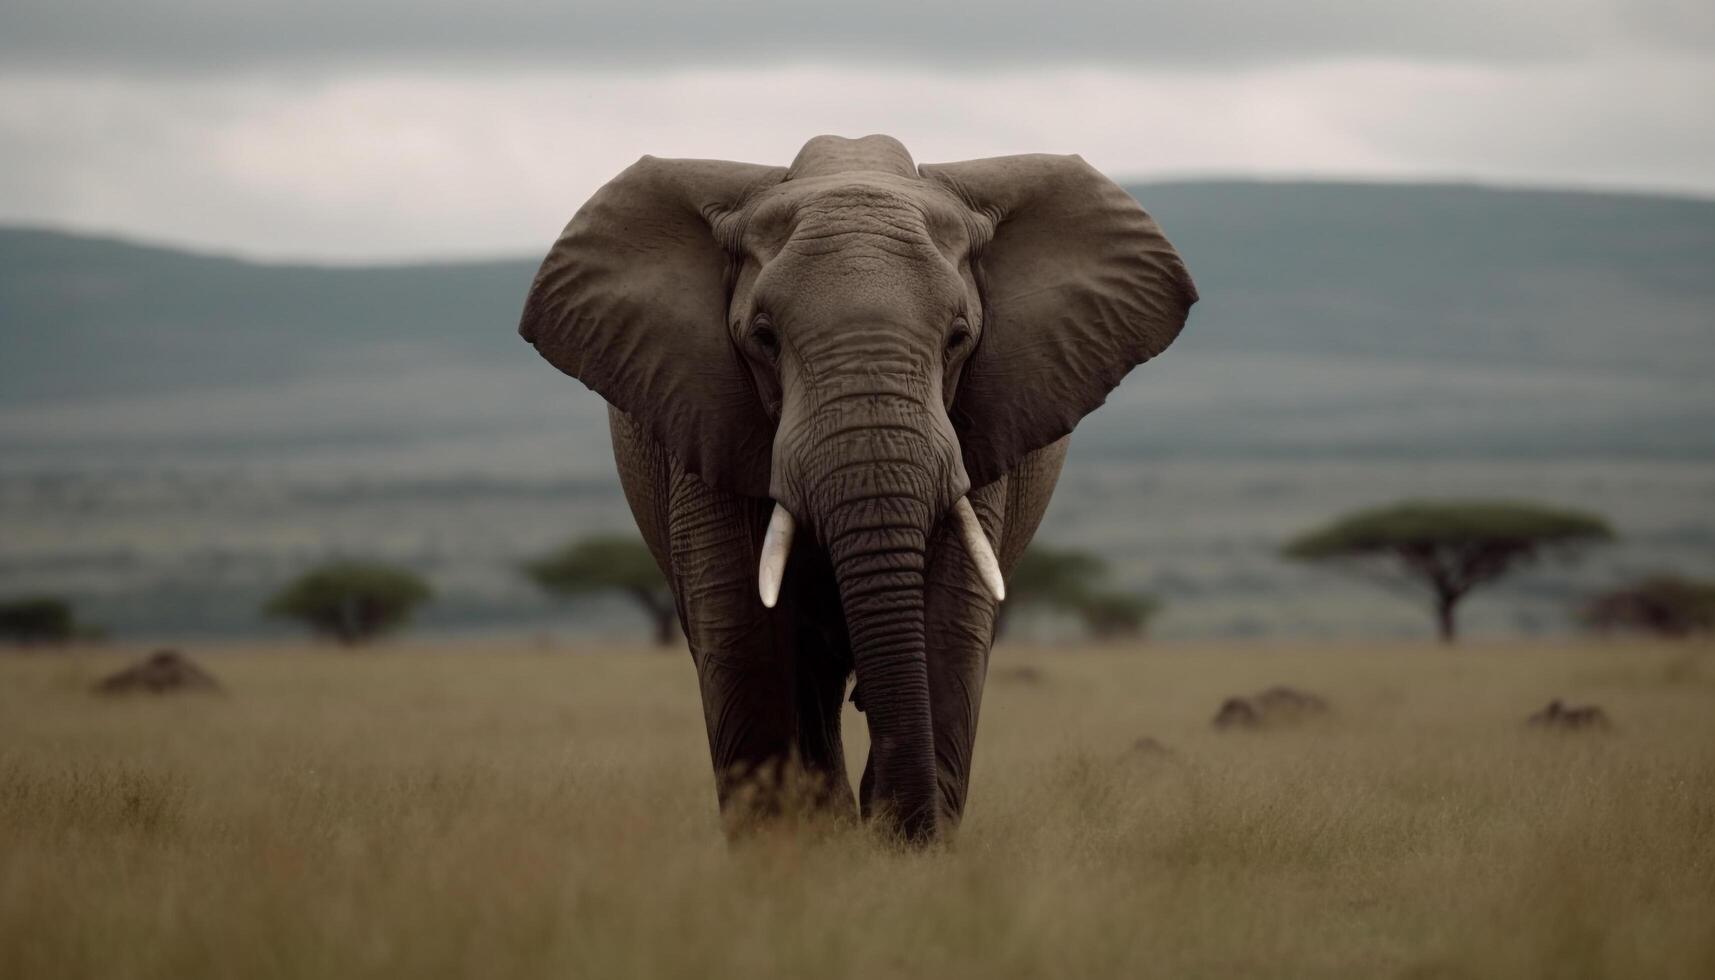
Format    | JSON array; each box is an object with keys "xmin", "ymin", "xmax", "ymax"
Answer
[{"xmin": 3, "ymin": 0, "xmax": 1711, "ymax": 261}]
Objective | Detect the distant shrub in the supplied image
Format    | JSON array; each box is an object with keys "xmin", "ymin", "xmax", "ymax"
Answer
[
  {"xmin": 1076, "ymin": 591, "xmax": 1161, "ymax": 640},
  {"xmin": 1007, "ymin": 546, "xmax": 1109, "ymax": 612},
  {"xmin": 263, "ymin": 562, "xmax": 433, "ymax": 646},
  {"xmin": 0, "ymin": 596, "xmax": 76, "ymax": 647},
  {"xmin": 523, "ymin": 535, "xmax": 677, "ymax": 646},
  {"xmin": 1579, "ymin": 575, "xmax": 1715, "ymax": 638},
  {"xmin": 1001, "ymin": 546, "xmax": 1160, "ymax": 641}
]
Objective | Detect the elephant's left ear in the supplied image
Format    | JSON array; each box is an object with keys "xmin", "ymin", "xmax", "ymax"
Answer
[
  {"xmin": 519, "ymin": 157, "xmax": 788, "ymax": 498},
  {"xmin": 920, "ymin": 154, "xmax": 1197, "ymax": 488}
]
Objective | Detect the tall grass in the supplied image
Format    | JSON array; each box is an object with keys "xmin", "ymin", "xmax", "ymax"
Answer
[{"xmin": 2, "ymin": 640, "xmax": 1712, "ymax": 978}]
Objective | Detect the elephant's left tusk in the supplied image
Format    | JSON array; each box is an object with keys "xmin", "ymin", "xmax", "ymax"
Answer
[
  {"xmin": 758, "ymin": 503, "xmax": 795, "ymax": 608},
  {"xmin": 954, "ymin": 497, "xmax": 1006, "ymax": 603}
]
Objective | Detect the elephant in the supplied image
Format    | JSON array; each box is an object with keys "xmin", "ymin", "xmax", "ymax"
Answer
[{"xmin": 519, "ymin": 134, "xmax": 1196, "ymax": 842}]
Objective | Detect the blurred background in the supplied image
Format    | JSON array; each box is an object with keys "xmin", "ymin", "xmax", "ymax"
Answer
[{"xmin": 2, "ymin": 0, "xmax": 1712, "ymax": 644}]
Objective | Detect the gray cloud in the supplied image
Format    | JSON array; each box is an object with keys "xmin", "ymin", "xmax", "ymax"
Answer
[
  {"xmin": 2, "ymin": 57, "xmax": 1710, "ymax": 262},
  {"xmin": 4, "ymin": 0, "xmax": 1711, "ymax": 72},
  {"xmin": 1, "ymin": 0, "xmax": 1709, "ymax": 260}
]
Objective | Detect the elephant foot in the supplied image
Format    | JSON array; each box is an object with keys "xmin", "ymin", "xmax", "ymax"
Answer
[{"xmin": 717, "ymin": 755, "xmax": 858, "ymax": 839}]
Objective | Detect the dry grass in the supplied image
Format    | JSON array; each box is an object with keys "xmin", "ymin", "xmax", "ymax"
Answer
[{"xmin": 2, "ymin": 638, "xmax": 1713, "ymax": 979}]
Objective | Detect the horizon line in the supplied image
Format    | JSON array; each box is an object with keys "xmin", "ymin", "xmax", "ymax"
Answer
[{"xmin": 6, "ymin": 171, "xmax": 1711, "ymax": 269}]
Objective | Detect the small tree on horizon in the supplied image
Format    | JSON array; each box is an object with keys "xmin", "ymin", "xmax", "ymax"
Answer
[
  {"xmin": 0, "ymin": 596, "xmax": 77, "ymax": 647},
  {"xmin": 523, "ymin": 536, "xmax": 678, "ymax": 647},
  {"xmin": 1283, "ymin": 499, "xmax": 1613, "ymax": 643},
  {"xmin": 263, "ymin": 562, "xmax": 433, "ymax": 646},
  {"xmin": 1578, "ymin": 574, "xmax": 1715, "ymax": 638}
]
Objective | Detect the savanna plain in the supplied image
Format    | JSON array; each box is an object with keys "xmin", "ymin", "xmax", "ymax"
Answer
[{"xmin": 3, "ymin": 639, "xmax": 1713, "ymax": 979}]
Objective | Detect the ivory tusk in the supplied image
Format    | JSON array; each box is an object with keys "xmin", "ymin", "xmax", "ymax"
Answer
[
  {"xmin": 758, "ymin": 503, "xmax": 795, "ymax": 608},
  {"xmin": 954, "ymin": 497, "xmax": 1006, "ymax": 603}
]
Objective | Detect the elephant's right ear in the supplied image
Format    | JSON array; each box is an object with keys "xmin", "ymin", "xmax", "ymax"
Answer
[
  {"xmin": 519, "ymin": 156, "xmax": 788, "ymax": 497},
  {"xmin": 921, "ymin": 155, "xmax": 1196, "ymax": 489}
]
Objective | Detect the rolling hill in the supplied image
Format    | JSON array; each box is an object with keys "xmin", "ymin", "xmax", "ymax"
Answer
[{"xmin": 3, "ymin": 180, "xmax": 1712, "ymax": 462}]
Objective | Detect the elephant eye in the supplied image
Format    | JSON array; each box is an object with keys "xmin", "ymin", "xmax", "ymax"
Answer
[
  {"xmin": 750, "ymin": 315, "xmax": 780, "ymax": 360},
  {"xmin": 946, "ymin": 317, "xmax": 973, "ymax": 356}
]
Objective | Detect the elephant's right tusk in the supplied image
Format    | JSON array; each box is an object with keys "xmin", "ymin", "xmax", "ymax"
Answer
[
  {"xmin": 954, "ymin": 497, "xmax": 1006, "ymax": 603},
  {"xmin": 758, "ymin": 503, "xmax": 795, "ymax": 608}
]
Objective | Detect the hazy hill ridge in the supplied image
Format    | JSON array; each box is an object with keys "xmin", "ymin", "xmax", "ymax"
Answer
[{"xmin": 4, "ymin": 180, "xmax": 1712, "ymax": 459}]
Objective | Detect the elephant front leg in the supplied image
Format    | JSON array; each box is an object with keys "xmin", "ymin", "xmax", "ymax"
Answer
[
  {"xmin": 663, "ymin": 470, "xmax": 798, "ymax": 830},
  {"xmin": 920, "ymin": 478, "xmax": 1009, "ymax": 831},
  {"xmin": 664, "ymin": 465, "xmax": 862, "ymax": 831},
  {"xmin": 612, "ymin": 410, "xmax": 791, "ymax": 826},
  {"xmin": 785, "ymin": 552, "xmax": 859, "ymax": 816},
  {"xmin": 916, "ymin": 440, "xmax": 1065, "ymax": 831}
]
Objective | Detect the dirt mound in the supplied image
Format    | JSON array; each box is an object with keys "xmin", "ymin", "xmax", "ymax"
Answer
[
  {"xmin": 94, "ymin": 650, "xmax": 223, "ymax": 695},
  {"xmin": 1527, "ymin": 699, "xmax": 1612, "ymax": 731},
  {"xmin": 1212, "ymin": 697, "xmax": 1261, "ymax": 729},
  {"xmin": 1254, "ymin": 685, "xmax": 1330, "ymax": 714},
  {"xmin": 1213, "ymin": 685, "xmax": 1331, "ymax": 730},
  {"xmin": 1129, "ymin": 736, "xmax": 1172, "ymax": 757}
]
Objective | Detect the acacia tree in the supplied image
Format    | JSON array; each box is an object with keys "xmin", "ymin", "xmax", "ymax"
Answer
[
  {"xmin": 523, "ymin": 536, "xmax": 678, "ymax": 647},
  {"xmin": 999, "ymin": 545, "xmax": 1160, "ymax": 641},
  {"xmin": 1283, "ymin": 500, "xmax": 1613, "ymax": 643},
  {"xmin": 263, "ymin": 562, "xmax": 433, "ymax": 646},
  {"xmin": 1579, "ymin": 575, "xmax": 1715, "ymax": 638}
]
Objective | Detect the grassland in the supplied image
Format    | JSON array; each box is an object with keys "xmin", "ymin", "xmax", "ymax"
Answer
[{"xmin": 2, "ymin": 638, "xmax": 1712, "ymax": 979}]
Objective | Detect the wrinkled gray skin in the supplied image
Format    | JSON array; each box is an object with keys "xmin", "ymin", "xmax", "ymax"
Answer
[{"xmin": 520, "ymin": 135, "xmax": 1196, "ymax": 842}]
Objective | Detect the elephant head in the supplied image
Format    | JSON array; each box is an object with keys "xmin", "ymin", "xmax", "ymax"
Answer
[{"xmin": 520, "ymin": 134, "xmax": 1195, "ymax": 837}]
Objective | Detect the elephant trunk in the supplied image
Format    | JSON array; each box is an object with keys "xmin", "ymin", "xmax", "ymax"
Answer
[{"xmin": 818, "ymin": 467, "xmax": 940, "ymax": 840}]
